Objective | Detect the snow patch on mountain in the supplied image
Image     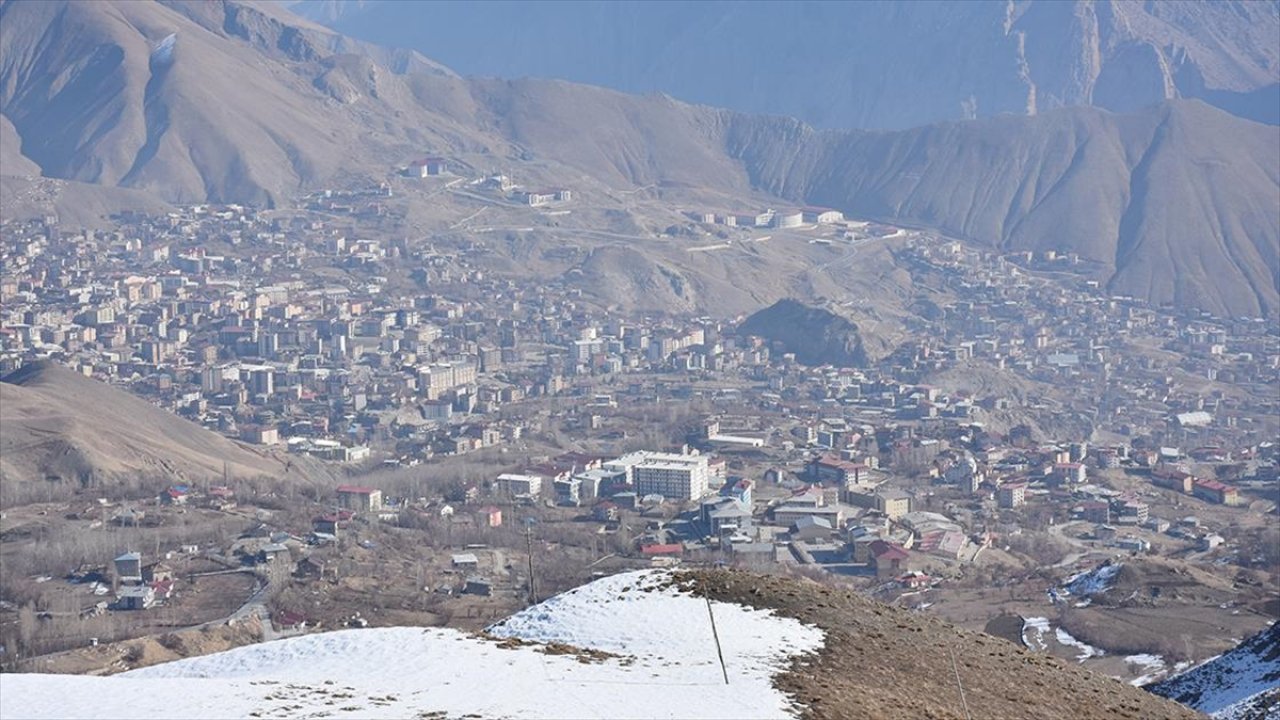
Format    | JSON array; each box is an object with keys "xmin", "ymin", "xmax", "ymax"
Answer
[
  {"xmin": 0, "ymin": 569, "xmax": 825, "ymax": 720},
  {"xmin": 1063, "ymin": 562, "xmax": 1121, "ymax": 597},
  {"xmin": 150, "ymin": 33, "xmax": 177, "ymax": 67},
  {"xmin": 1146, "ymin": 624, "xmax": 1280, "ymax": 719}
]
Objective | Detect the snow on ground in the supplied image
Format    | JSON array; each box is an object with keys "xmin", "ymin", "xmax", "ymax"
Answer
[
  {"xmin": 487, "ymin": 569, "xmax": 823, "ymax": 679},
  {"xmin": 1147, "ymin": 626, "xmax": 1280, "ymax": 719},
  {"xmin": 1023, "ymin": 617, "xmax": 1051, "ymax": 651},
  {"xmin": 1124, "ymin": 653, "xmax": 1166, "ymax": 686},
  {"xmin": 0, "ymin": 569, "xmax": 824, "ymax": 720},
  {"xmin": 1022, "ymin": 616, "xmax": 1104, "ymax": 663},
  {"xmin": 1063, "ymin": 562, "xmax": 1120, "ymax": 597},
  {"xmin": 1214, "ymin": 687, "xmax": 1280, "ymax": 720},
  {"xmin": 1055, "ymin": 626, "xmax": 1104, "ymax": 662}
]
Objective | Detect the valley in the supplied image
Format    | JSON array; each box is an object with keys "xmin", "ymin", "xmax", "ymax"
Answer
[{"xmin": 0, "ymin": 1, "xmax": 1276, "ymax": 718}]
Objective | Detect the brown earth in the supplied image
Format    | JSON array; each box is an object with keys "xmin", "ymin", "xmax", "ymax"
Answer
[
  {"xmin": 21, "ymin": 619, "xmax": 261, "ymax": 676},
  {"xmin": 675, "ymin": 568, "xmax": 1202, "ymax": 720},
  {"xmin": 0, "ymin": 361, "xmax": 317, "ymax": 501}
]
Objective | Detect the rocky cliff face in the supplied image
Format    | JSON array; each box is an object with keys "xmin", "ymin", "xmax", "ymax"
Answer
[{"xmin": 738, "ymin": 299, "xmax": 868, "ymax": 368}]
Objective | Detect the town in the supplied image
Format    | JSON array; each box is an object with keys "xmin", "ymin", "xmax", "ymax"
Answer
[{"xmin": 1, "ymin": 160, "xmax": 1276, "ymax": 681}]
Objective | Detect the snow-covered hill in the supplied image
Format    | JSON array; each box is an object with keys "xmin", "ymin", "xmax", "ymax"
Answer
[
  {"xmin": 1147, "ymin": 624, "xmax": 1280, "ymax": 719},
  {"xmin": 0, "ymin": 570, "xmax": 824, "ymax": 720}
]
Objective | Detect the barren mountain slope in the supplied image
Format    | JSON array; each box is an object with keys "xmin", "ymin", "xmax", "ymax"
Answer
[
  {"xmin": 0, "ymin": 361, "xmax": 292, "ymax": 493},
  {"xmin": 298, "ymin": 0, "xmax": 1280, "ymax": 128},
  {"xmin": 2, "ymin": 0, "xmax": 1275, "ymax": 318},
  {"xmin": 0, "ymin": 112, "xmax": 39, "ymax": 176},
  {"xmin": 723, "ymin": 100, "xmax": 1279, "ymax": 318},
  {"xmin": 0, "ymin": 0, "xmax": 470, "ymax": 205},
  {"xmin": 0, "ymin": 175, "xmax": 174, "ymax": 228}
]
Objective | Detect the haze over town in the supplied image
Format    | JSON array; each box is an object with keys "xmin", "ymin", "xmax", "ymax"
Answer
[{"xmin": 0, "ymin": 2, "xmax": 1276, "ymax": 719}]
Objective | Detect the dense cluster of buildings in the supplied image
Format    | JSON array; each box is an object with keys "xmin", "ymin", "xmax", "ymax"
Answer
[{"xmin": 2, "ymin": 178, "xmax": 1275, "ymax": 597}]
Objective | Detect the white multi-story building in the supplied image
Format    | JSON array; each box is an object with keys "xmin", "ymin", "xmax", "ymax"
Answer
[
  {"xmin": 495, "ymin": 473, "xmax": 543, "ymax": 499},
  {"xmin": 604, "ymin": 451, "xmax": 710, "ymax": 501},
  {"xmin": 417, "ymin": 360, "xmax": 478, "ymax": 399}
]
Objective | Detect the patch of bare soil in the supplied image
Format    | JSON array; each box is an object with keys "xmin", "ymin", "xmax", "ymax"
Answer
[
  {"xmin": 478, "ymin": 632, "xmax": 626, "ymax": 665},
  {"xmin": 33, "ymin": 620, "xmax": 262, "ymax": 676},
  {"xmin": 674, "ymin": 569, "xmax": 1201, "ymax": 720}
]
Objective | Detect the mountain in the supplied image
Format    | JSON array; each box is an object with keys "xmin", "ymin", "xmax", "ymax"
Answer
[
  {"xmin": 1, "ymin": 0, "xmax": 1275, "ymax": 318},
  {"xmin": 294, "ymin": 0, "xmax": 1280, "ymax": 129},
  {"xmin": 0, "ymin": 568, "xmax": 1201, "ymax": 719},
  {"xmin": 0, "ymin": 0, "xmax": 462, "ymax": 206},
  {"xmin": 0, "ymin": 175, "xmax": 174, "ymax": 229},
  {"xmin": 738, "ymin": 299, "xmax": 868, "ymax": 368},
  {"xmin": 0, "ymin": 361, "xmax": 295, "ymax": 500},
  {"xmin": 728, "ymin": 100, "xmax": 1280, "ymax": 319},
  {"xmin": 1147, "ymin": 624, "xmax": 1280, "ymax": 719}
]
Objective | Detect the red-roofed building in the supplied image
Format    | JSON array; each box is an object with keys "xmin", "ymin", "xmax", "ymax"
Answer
[
  {"xmin": 336, "ymin": 485, "xmax": 382, "ymax": 512},
  {"xmin": 149, "ymin": 579, "xmax": 176, "ymax": 600},
  {"xmin": 808, "ymin": 455, "xmax": 867, "ymax": 485},
  {"xmin": 1152, "ymin": 468, "xmax": 1195, "ymax": 494},
  {"xmin": 640, "ymin": 543, "xmax": 684, "ymax": 557},
  {"xmin": 869, "ymin": 540, "xmax": 913, "ymax": 579},
  {"xmin": 1192, "ymin": 479, "xmax": 1240, "ymax": 506},
  {"xmin": 1052, "ymin": 462, "xmax": 1087, "ymax": 485},
  {"xmin": 997, "ymin": 482, "xmax": 1027, "ymax": 508}
]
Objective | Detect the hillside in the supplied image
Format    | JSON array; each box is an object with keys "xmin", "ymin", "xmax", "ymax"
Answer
[
  {"xmin": 0, "ymin": 0, "xmax": 467, "ymax": 206},
  {"xmin": 738, "ymin": 299, "xmax": 868, "ymax": 368},
  {"xmin": 1, "ymin": 0, "xmax": 1275, "ymax": 318},
  {"xmin": 0, "ymin": 175, "xmax": 174, "ymax": 229},
  {"xmin": 1147, "ymin": 624, "xmax": 1280, "ymax": 719},
  {"xmin": 725, "ymin": 100, "xmax": 1280, "ymax": 319},
  {"xmin": 0, "ymin": 568, "xmax": 1201, "ymax": 719},
  {"xmin": 0, "ymin": 361, "xmax": 292, "ymax": 499},
  {"xmin": 297, "ymin": 0, "xmax": 1280, "ymax": 129}
]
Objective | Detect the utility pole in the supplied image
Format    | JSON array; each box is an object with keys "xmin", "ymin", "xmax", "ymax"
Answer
[
  {"xmin": 949, "ymin": 646, "xmax": 972, "ymax": 720},
  {"xmin": 705, "ymin": 596, "xmax": 729, "ymax": 685},
  {"xmin": 524, "ymin": 517, "xmax": 538, "ymax": 605}
]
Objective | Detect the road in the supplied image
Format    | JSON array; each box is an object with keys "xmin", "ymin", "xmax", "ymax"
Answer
[{"xmin": 1046, "ymin": 521, "xmax": 1102, "ymax": 569}]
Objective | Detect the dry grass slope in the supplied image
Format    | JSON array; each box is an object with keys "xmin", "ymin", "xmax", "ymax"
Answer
[{"xmin": 677, "ymin": 569, "xmax": 1202, "ymax": 720}]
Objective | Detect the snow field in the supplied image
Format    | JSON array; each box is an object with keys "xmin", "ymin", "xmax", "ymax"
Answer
[{"xmin": 0, "ymin": 569, "xmax": 825, "ymax": 720}]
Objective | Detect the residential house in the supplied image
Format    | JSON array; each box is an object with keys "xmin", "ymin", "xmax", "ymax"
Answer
[
  {"xmin": 117, "ymin": 585, "xmax": 155, "ymax": 610},
  {"xmin": 592, "ymin": 501, "xmax": 619, "ymax": 523},
  {"xmin": 478, "ymin": 505, "xmax": 503, "ymax": 527},
  {"xmin": 114, "ymin": 551, "xmax": 143, "ymax": 584},
  {"xmin": 868, "ymin": 540, "xmax": 912, "ymax": 579},
  {"xmin": 336, "ymin": 485, "xmax": 383, "ymax": 512},
  {"xmin": 1078, "ymin": 500, "xmax": 1110, "ymax": 524},
  {"xmin": 997, "ymin": 482, "xmax": 1027, "ymax": 508}
]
